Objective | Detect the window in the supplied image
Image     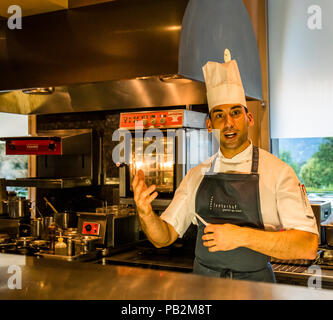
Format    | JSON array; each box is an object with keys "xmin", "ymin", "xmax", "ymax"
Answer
[
  {"xmin": 272, "ymin": 138, "xmax": 333, "ymax": 210},
  {"xmin": 0, "ymin": 113, "xmax": 28, "ymax": 197}
]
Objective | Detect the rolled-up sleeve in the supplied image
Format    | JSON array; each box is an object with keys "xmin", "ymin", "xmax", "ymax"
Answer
[
  {"xmin": 160, "ymin": 169, "xmax": 195, "ymax": 238},
  {"xmin": 276, "ymin": 165, "xmax": 319, "ymax": 236}
]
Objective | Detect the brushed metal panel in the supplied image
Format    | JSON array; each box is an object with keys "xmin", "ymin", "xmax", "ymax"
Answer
[
  {"xmin": 1, "ymin": 0, "xmax": 188, "ymax": 90},
  {"xmin": 0, "ymin": 77, "xmax": 206, "ymax": 115}
]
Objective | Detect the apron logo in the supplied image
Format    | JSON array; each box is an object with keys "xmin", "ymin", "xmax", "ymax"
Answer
[{"xmin": 209, "ymin": 196, "xmax": 242, "ymax": 214}]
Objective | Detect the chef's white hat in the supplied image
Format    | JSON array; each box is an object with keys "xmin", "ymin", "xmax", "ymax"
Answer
[{"xmin": 202, "ymin": 53, "xmax": 247, "ymax": 112}]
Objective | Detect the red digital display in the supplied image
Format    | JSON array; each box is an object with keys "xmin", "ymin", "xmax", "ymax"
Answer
[{"xmin": 82, "ymin": 222, "xmax": 100, "ymax": 235}]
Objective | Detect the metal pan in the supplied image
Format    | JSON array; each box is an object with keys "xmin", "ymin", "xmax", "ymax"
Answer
[
  {"xmin": 8, "ymin": 197, "xmax": 31, "ymax": 219},
  {"xmin": 55, "ymin": 211, "xmax": 78, "ymax": 229}
]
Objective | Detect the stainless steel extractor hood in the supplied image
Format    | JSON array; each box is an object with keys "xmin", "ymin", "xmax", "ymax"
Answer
[{"xmin": 0, "ymin": 0, "xmax": 262, "ymax": 115}]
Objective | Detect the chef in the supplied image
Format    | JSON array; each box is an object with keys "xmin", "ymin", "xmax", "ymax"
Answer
[{"xmin": 132, "ymin": 52, "xmax": 319, "ymax": 283}]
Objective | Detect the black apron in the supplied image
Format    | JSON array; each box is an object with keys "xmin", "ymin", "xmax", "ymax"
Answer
[{"xmin": 193, "ymin": 146, "xmax": 276, "ymax": 283}]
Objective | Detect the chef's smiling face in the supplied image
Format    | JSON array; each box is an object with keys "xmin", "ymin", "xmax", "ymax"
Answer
[{"xmin": 207, "ymin": 104, "xmax": 254, "ymax": 158}]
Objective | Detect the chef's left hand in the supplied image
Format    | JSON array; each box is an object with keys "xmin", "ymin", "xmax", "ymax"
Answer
[{"xmin": 202, "ymin": 224, "xmax": 244, "ymax": 252}]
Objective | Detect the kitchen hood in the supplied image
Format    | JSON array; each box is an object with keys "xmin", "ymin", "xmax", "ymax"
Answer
[{"xmin": 0, "ymin": 0, "xmax": 262, "ymax": 115}]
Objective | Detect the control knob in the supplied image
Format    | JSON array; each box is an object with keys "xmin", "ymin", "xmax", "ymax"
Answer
[{"xmin": 84, "ymin": 224, "xmax": 92, "ymax": 232}]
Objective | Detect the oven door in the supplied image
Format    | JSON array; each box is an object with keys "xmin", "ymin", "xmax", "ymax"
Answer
[
  {"xmin": 119, "ymin": 128, "xmax": 215, "ymax": 208},
  {"xmin": 120, "ymin": 129, "xmax": 177, "ymax": 201}
]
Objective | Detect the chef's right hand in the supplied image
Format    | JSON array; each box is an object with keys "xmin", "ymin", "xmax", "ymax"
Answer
[{"xmin": 132, "ymin": 169, "xmax": 158, "ymax": 217}]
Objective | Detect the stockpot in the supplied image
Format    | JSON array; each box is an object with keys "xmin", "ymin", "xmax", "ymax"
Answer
[
  {"xmin": 55, "ymin": 211, "xmax": 78, "ymax": 229},
  {"xmin": 8, "ymin": 197, "xmax": 31, "ymax": 219}
]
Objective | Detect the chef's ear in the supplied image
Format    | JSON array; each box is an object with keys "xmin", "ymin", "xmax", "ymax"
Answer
[
  {"xmin": 206, "ymin": 116, "xmax": 213, "ymax": 132},
  {"xmin": 246, "ymin": 111, "xmax": 255, "ymax": 127}
]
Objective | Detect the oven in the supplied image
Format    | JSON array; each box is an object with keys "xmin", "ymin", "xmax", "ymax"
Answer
[
  {"xmin": 0, "ymin": 129, "xmax": 102, "ymax": 189},
  {"xmin": 117, "ymin": 109, "xmax": 217, "ymax": 209}
]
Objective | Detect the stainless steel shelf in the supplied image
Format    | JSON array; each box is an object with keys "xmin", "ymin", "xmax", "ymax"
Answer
[
  {"xmin": 5, "ymin": 177, "xmax": 92, "ymax": 189},
  {"xmin": 119, "ymin": 197, "xmax": 171, "ymax": 209}
]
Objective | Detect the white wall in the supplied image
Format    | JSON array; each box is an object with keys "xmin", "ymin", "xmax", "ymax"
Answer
[
  {"xmin": 0, "ymin": 113, "xmax": 28, "ymax": 137},
  {"xmin": 268, "ymin": 0, "xmax": 333, "ymax": 138}
]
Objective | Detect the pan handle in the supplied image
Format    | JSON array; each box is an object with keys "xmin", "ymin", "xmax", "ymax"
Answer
[{"xmin": 43, "ymin": 197, "xmax": 58, "ymax": 214}]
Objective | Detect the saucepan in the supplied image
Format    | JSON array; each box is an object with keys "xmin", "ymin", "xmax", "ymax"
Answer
[
  {"xmin": 55, "ymin": 211, "xmax": 78, "ymax": 229},
  {"xmin": 72, "ymin": 236, "xmax": 100, "ymax": 255},
  {"xmin": 31, "ymin": 218, "xmax": 43, "ymax": 239},
  {"xmin": 43, "ymin": 197, "xmax": 77, "ymax": 229},
  {"xmin": 7, "ymin": 197, "xmax": 31, "ymax": 219}
]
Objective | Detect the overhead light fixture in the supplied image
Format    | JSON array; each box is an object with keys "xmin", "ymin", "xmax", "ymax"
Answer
[{"xmin": 22, "ymin": 87, "xmax": 55, "ymax": 94}]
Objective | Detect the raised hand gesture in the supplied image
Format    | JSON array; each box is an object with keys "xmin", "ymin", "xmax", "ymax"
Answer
[{"xmin": 132, "ymin": 169, "xmax": 158, "ymax": 217}]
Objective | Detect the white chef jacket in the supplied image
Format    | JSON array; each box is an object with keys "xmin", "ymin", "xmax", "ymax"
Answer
[{"xmin": 160, "ymin": 143, "xmax": 318, "ymax": 237}]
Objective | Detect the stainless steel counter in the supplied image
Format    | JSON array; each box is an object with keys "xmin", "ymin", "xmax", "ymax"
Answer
[
  {"xmin": 1, "ymin": 253, "xmax": 333, "ymax": 300},
  {"xmin": 273, "ymin": 264, "xmax": 333, "ymax": 289},
  {"xmin": 99, "ymin": 246, "xmax": 333, "ymax": 290},
  {"xmin": 101, "ymin": 247, "xmax": 194, "ymax": 272}
]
